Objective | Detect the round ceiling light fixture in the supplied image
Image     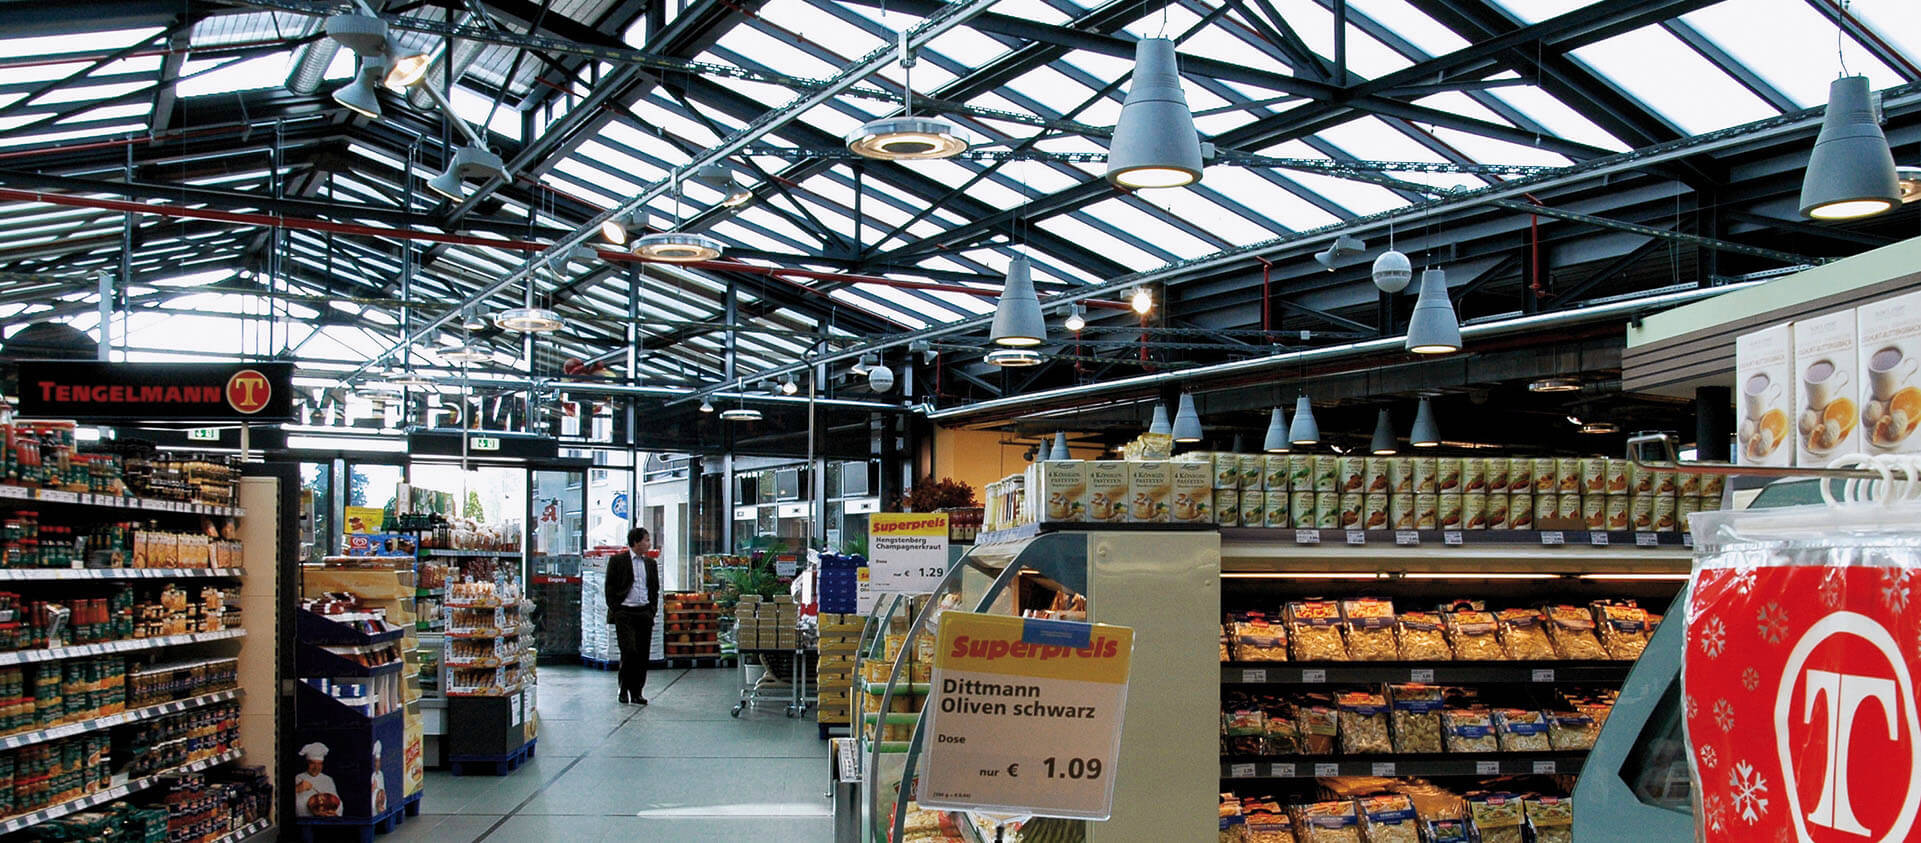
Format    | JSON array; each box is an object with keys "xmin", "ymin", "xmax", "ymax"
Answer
[
  {"xmin": 719, "ymin": 407, "xmax": 763, "ymax": 421},
  {"xmin": 984, "ymin": 348, "xmax": 1044, "ymax": 367},
  {"xmin": 1579, "ymin": 421, "xmax": 1620, "ymax": 435},
  {"xmin": 846, "ymin": 117, "xmax": 970, "ymax": 160},
  {"xmin": 1528, "ymin": 376, "xmax": 1582, "ymax": 393},
  {"xmin": 633, "ymin": 232, "xmax": 723, "ymax": 262},
  {"xmin": 440, "ymin": 343, "xmax": 491, "ymax": 364},
  {"xmin": 385, "ymin": 368, "xmax": 435, "ymax": 388},
  {"xmin": 1105, "ymin": 38, "xmax": 1203, "ymax": 189},
  {"xmin": 494, "ymin": 306, "xmax": 565, "ymax": 333}
]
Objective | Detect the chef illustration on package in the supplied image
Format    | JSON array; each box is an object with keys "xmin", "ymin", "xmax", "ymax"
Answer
[
  {"xmin": 370, "ymin": 741, "xmax": 388, "ymax": 814},
  {"xmin": 293, "ymin": 742, "xmax": 342, "ymax": 818}
]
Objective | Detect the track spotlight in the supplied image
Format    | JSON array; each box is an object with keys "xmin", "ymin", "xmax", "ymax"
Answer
[
  {"xmin": 332, "ymin": 58, "xmax": 386, "ymax": 119},
  {"xmin": 1063, "ymin": 303, "xmax": 1086, "ymax": 333},
  {"xmin": 693, "ymin": 163, "xmax": 752, "ymax": 207},
  {"xmin": 428, "ymin": 144, "xmax": 507, "ymax": 201},
  {"xmin": 1314, "ymin": 234, "xmax": 1366, "ymax": 271}
]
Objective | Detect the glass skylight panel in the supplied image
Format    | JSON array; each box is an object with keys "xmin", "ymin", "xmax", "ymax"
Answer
[
  {"xmin": 1421, "ymin": 125, "xmax": 1574, "ymax": 173},
  {"xmin": 1485, "ymin": 84, "xmax": 1629, "ymax": 153},
  {"xmin": 1344, "ymin": 0, "xmax": 1469, "ymax": 56},
  {"xmin": 1852, "ymin": 2, "xmax": 1920, "ymax": 70},
  {"xmin": 174, "ymin": 52, "xmax": 292, "ymax": 97},
  {"xmin": 0, "ymin": 28, "xmax": 162, "ymax": 61},
  {"xmin": 1487, "ymin": 0, "xmax": 1601, "ymax": 25},
  {"xmin": 1567, "ymin": 25, "xmax": 1773, "ymax": 135},
  {"xmin": 550, "ymin": 160, "xmax": 641, "ymax": 203},
  {"xmin": 1004, "ymin": 66, "xmax": 1095, "ymax": 116},
  {"xmin": 447, "ymin": 88, "xmax": 524, "ymax": 140},
  {"xmin": 989, "ymin": 0, "xmax": 1074, "ymax": 25},
  {"xmin": 1678, "ymin": 0, "xmax": 1906, "ymax": 109},
  {"xmin": 1259, "ymin": 140, "xmax": 1408, "ymax": 215},
  {"xmin": 1154, "ymin": 188, "xmax": 1289, "ymax": 247},
  {"xmin": 1174, "ymin": 24, "xmax": 1294, "ymax": 78},
  {"xmin": 922, "ymin": 27, "xmax": 1010, "ymax": 68},
  {"xmin": 1032, "ymin": 209, "xmax": 1167, "ymax": 270},
  {"xmin": 829, "ymin": 289, "xmax": 929, "ymax": 328},
  {"xmin": 574, "ymin": 140, "xmax": 668, "ymax": 188},
  {"xmin": 708, "ymin": 221, "xmax": 796, "ymax": 253},
  {"xmin": 32, "ymin": 79, "xmax": 150, "ymax": 106},
  {"xmin": 711, "ymin": 26, "xmax": 840, "ymax": 80},
  {"xmin": 0, "ymin": 123, "xmax": 144, "ymax": 149}
]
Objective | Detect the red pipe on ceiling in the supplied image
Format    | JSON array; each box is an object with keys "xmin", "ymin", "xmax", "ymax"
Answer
[
  {"xmin": 0, "ymin": 187, "xmax": 1126, "ymax": 308},
  {"xmin": 0, "ymin": 188, "xmax": 1110, "ymax": 304}
]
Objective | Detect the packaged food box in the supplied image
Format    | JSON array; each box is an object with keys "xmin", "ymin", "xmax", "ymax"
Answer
[
  {"xmin": 1285, "ymin": 601, "xmax": 1347, "ymax": 661},
  {"xmin": 1485, "ymin": 491, "xmax": 1510, "ymax": 530},
  {"xmin": 1446, "ymin": 611, "xmax": 1502, "ymax": 661},
  {"xmin": 1496, "ymin": 608, "xmax": 1554, "ymax": 660},
  {"xmin": 1170, "ymin": 461, "xmax": 1213, "ymax": 524},
  {"xmin": 1337, "ymin": 492, "xmax": 1364, "ymax": 530},
  {"xmin": 1545, "ymin": 605, "xmax": 1608, "ymax": 659},
  {"xmin": 1127, "ymin": 461, "xmax": 1171, "ymax": 523},
  {"xmin": 1338, "ymin": 457, "xmax": 1366, "ymax": 493},
  {"xmin": 1284, "ymin": 491, "xmax": 1310, "ymax": 529},
  {"xmin": 1462, "ymin": 457, "xmax": 1487, "ymax": 493},
  {"xmin": 1411, "ymin": 457, "xmax": 1436, "ymax": 494},
  {"xmin": 1607, "ymin": 495, "xmax": 1631, "ymax": 531},
  {"xmin": 1414, "ymin": 493, "xmax": 1438, "ymax": 530},
  {"xmin": 1443, "ymin": 708, "xmax": 1498, "ymax": 752},
  {"xmin": 1653, "ymin": 493, "xmax": 1678, "ymax": 532},
  {"xmin": 1462, "ymin": 492, "xmax": 1487, "ymax": 530},
  {"xmin": 1582, "ymin": 495, "xmax": 1606, "ymax": 529},
  {"xmin": 1314, "ymin": 492, "xmax": 1340, "ymax": 529},
  {"xmin": 1388, "ymin": 457, "xmax": 1414, "ymax": 494},
  {"xmin": 1437, "ymin": 457, "xmax": 1463, "ymax": 493},
  {"xmin": 1395, "ymin": 612, "xmax": 1451, "ymax": 661},
  {"xmin": 1288, "ymin": 455, "xmax": 1313, "ymax": 491},
  {"xmin": 1362, "ymin": 493, "xmax": 1389, "ymax": 530},
  {"xmin": 1214, "ymin": 490, "xmax": 1240, "ymax": 527},
  {"xmin": 1037, "ymin": 460, "xmax": 1086, "ymax": 522},
  {"xmin": 1532, "ymin": 458, "xmax": 1558, "ymax": 493},
  {"xmin": 1389, "ymin": 493, "xmax": 1416, "ymax": 530},
  {"xmin": 1232, "ymin": 453, "xmax": 1260, "ymax": 491},
  {"xmin": 1341, "ymin": 597, "xmax": 1397, "ymax": 660},
  {"xmin": 1437, "ymin": 493, "xmax": 1463, "ymax": 530},
  {"xmin": 1248, "ymin": 492, "xmax": 1273, "ymax": 529},
  {"xmin": 1337, "ymin": 691, "xmax": 1392, "ymax": 754},
  {"xmin": 1086, "ymin": 461, "xmax": 1129, "ymax": 524},
  {"xmin": 1605, "ymin": 458, "xmax": 1630, "ymax": 494},
  {"xmin": 1386, "ymin": 684, "xmax": 1445, "ymax": 753},
  {"xmin": 1263, "ymin": 455, "xmax": 1288, "ymax": 491},
  {"xmin": 1364, "ymin": 457, "xmax": 1390, "ymax": 493},
  {"xmin": 1313, "ymin": 455, "xmax": 1339, "ymax": 492},
  {"xmin": 1484, "ymin": 457, "xmax": 1510, "ymax": 493},
  {"xmin": 1508, "ymin": 457, "xmax": 1533, "ymax": 493}
]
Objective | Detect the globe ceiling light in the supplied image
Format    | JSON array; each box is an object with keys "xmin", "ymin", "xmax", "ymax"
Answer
[
  {"xmin": 1409, "ymin": 397, "xmax": 1441, "ymax": 447},
  {"xmin": 633, "ymin": 232, "xmax": 724, "ymax": 262},
  {"xmin": 494, "ymin": 306, "xmax": 565, "ymax": 333},
  {"xmin": 1171, "ymin": 393, "xmax": 1203, "ymax": 443},
  {"xmin": 428, "ymin": 144, "xmax": 507, "ymax": 201},
  {"xmin": 1106, "ymin": 38, "xmax": 1203, "ymax": 189},
  {"xmin": 779, "ymin": 374, "xmax": 798, "ymax": 395},
  {"xmin": 1370, "ymin": 408, "xmax": 1397, "ymax": 455},
  {"xmin": 1313, "ymin": 234, "xmax": 1366, "ymax": 271},
  {"xmin": 1405, "ymin": 268, "xmax": 1462, "ymax": 355},
  {"xmin": 1262, "ymin": 408, "xmax": 1291, "ymax": 453},
  {"xmin": 1528, "ymin": 376, "xmax": 1582, "ymax": 393},
  {"xmin": 1148, "ymin": 404, "xmax": 1172, "ymax": 437},
  {"xmin": 331, "ymin": 59, "xmax": 387, "ymax": 119},
  {"xmin": 693, "ymin": 163, "xmax": 752, "ymax": 207},
  {"xmin": 720, "ymin": 407, "xmax": 763, "ymax": 421},
  {"xmin": 847, "ymin": 116, "xmax": 970, "ymax": 160},
  {"xmin": 1371, "ymin": 250, "xmax": 1412, "ymax": 293},
  {"xmin": 984, "ymin": 347, "xmax": 1043, "ymax": 367},
  {"xmin": 1290, "ymin": 394, "xmax": 1320, "ymax": 446},
  {"xmin": 1049, "ymin": 432, "xmax": 1071, "ymax": 461},
  {"xmin": 988, "ymin": 256, "xmax": 1046, "ymax": 347},
  {"xmin": 1063, "ymin": 303, "xmax": 1086, "ymax": 333},
  {"xmin": 1800, "ymin": 75, "xmax": 1901, "ymax": 220}
]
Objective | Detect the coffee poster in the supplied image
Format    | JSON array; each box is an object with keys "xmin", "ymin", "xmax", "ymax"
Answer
[
  {"xmin": 1735, "ymin": 323, "xmax": 1794, "ymax": 467},
  {"xmin": 1793, "ymin": 309, "xmax": 1861, "ymax": 466},
  {"xmin": 1857, "ymin": 289, "xmax": 1921, "ymax": 456}
]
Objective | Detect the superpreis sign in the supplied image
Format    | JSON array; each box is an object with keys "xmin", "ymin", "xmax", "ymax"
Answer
[{"xmin": 16, "ymin": 361, "xmax": 295, "ymax": 422}]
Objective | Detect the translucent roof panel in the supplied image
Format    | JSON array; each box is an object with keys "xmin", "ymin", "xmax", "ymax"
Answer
[
  {"xmin": 1566, "ymin": 25, "xmax": 1775, "ymax": 135},
  {"xmin": 1678, "ymin": 0, "xmax": 1906, "ymax": 109}
]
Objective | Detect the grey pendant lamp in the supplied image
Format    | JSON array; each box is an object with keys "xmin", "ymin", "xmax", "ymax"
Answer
[
  {"xmin": 1171, "ymin": 393, "xmax": 1203, "ymax": 443},
  {"xmin": 1148, "ymin": 404, "xmax": 1172, "ymax": 436},
  {"xmin": 1290, "ymin": 395, "xmax": 1319, "ymax": 446},
  {"xmin": 1800, "ymin": 75, "xmax": 1901, "ymax": 220},
  {"xmin": 1370, "ymin": 408, "xmax": 1398, "ymax": 455},
  {"xmin": 1049, "ymin": 432, "xmax": 1071, "ymax": 461},
  {"xmin": 1105, "ymin": 38, "xmax": 1203, "ymax": 189},
  {"xmin": 1410, "ymin": 397, "xmax": 1441, "ymax": 447},
  {"xmin": 989, "ymin": 256, "xmax": 1046, "ymax": 347},
  {"xmin": 1405, "ymin": 268, "xmax": 1462, "ymax": 355},
  {"xmin": 1262, "ymin": 408, "xmax": 1291, "ymax": 453}
]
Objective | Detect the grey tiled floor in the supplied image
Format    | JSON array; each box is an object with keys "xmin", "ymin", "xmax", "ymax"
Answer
[{"xmin": 385, "ymin": 665, "xmax": 835, "ymax": 842}]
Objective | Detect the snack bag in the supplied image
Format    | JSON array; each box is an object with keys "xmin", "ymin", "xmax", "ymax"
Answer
[
  {"xmin": 1593, "ymin": 601, "xmax": 1651, "ymax": 660},
  {"xmin": 1340, "ymin": 598, "xmax": 1398, "ymax": 661},
  {"xmin": 1544, "ymin": 605, "xmax": 1608, "ymax": 659},
  {"xmin": 1357, "ymin": 794, "xmax": 1419, "ymax": 843},
  {"xmin": 1545, "ymin": 710, "xmax": 1600, "ymax": 750},
  {"xmin": 1423, "ymin": 819, "xmax": 1469, "ymax": 843},
  {"xmin": 1445, "ymin": 611, "xmax": 1503, "ymax": 660},
  {"xmin": 1286, "ymin": 601, "xmax": 1348, "ymax": 661},
  {"xmin": 1263, "ymin": 705, "xmax": 1301, "ymax": 755},
  {"xmin": 1221, "ymin": 814, "xmax": 1249, "ymax": 843},
  {"xmin": 1494, "ymin": 608, "xmax": 1554, "ymax": 660},
  {"xmin": 1243, "ymin": 811, "xmax": 1295, "ymax": 843},
  {"xmin": 1466, "ymin": 795, "xmax": 1524, "ymax": 843},
  {"xmin": 1234, "ymin": 615, "xmax": 1290, "ymax": 662},
  {"xmin": 1393, "ymin": 611, "xmax": 1451, "ymax": 661},
  {"xmin": 1295, "ymin": 705, "xmax": 1338, "ymax": 755},
  {"xmin": 1523, "ymin": 797, "xmax": 1573, "ymax": 843},
  {"xmin": 1294, "ymin": 800, "xmax": 1361, "ymax": 843},
  {"xmin": 1441, "ymin": 708, "xmax": 1497, "ymax": 753},
  {"xmin": 1337, "ymin": 691, "xmax": 1392, "ymax": 754},
  {"xmin": 1491, "ymin": 708, "xmax": 1550, "ymax": 752},
  {"xmin": 1385, "ymin": 684, "xmax": 1443, "ymax": 753}
]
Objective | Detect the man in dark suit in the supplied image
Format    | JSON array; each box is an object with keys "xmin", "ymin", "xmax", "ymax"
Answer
[{"xmin": 606, "ymin": 527, "xmax": 659, "ymax": 704}]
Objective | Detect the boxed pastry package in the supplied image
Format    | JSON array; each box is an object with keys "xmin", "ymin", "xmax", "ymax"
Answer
[
  {"xmin": 1213, "ymin": 452, "xmax": 1240, "ymax": 489},
  {"xmin": 1128, "ymin": 461, "xmax": 1172, "ymax": 523},
  {"xmin": 1735, "ymin": 322, "xmax": 1795, "ymax": 466},
  {"xmin": 1546, "ymin": 710, "xmax": 1600, "ymax": 750},
  {"xmin": 1594, "ymin": 601, "xmax": 1653, "ymax": 660},
  {"xmin": 1394, "ymin": 612, "xmax": 1452, "ymax": 661},
  {"xmin": 1295, "ymin": 704, "xmax": 1339, "ymax": 755},
  {"xmin": 1286, "ymin": 492, "xmax": 1313, "ymax": 529},
  {"xmin": 1357, "ymin": 794, "xmax": 1419, "ymax": 843},
  {"xmin": 1467, "ymin": 794, "xmax": 1525, "ymax": 843},
  {"xmin": 1037, "ymin": 460, "xmax": 1086, "ymax": 522},
  {"xmin": 1231, "ymin": 614, "xmax": 1289, "ymax": 662},
  {"xmin": 1172, "ymin": 460, "xmax": 1215, "ymax": 524},
  {"xmin": 1525, "ymin": 797, "xmax": 1573, "ymax": 843},
  {"xmin": 1216, "ymin": 489, "xmax": 1240, "ymax": 526},
  {"xmin": 1239, "ymin": 453, "xmax": 1265, "ymax": 491},
  {"xmin": 1491, "ymin": 708, "xmax": 1550, "ymax": 752},
  {"xmin": 1292, "ymin": 800, "xmax": 1359, "ymax": 843},
  {"xmin": 1442, "ymin": 708, "xmax": 1497, "ymax": 753},
  {"xmin": 1859, "ymin": 290, "xmax": 1921, "ymax": 456},
  {"xmin": 1086, "ymin": 461, "xmax": 1129, "ymax": 524}
]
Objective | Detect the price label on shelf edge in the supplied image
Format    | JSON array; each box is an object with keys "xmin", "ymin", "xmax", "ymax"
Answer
[
  {"xmin": 1314, "ymin": 763, "xmax": 1340, "ymax": 778},
  {"xmin": 1269, "ymin": 763, "xmax": 1296, "ymax": 778},
  {"xmin": 1636, "ymin": 532, "xmax": 1659, "ymax": 547},
  {"xmin": 1443, "ymin": 531, "xmax": 1464, "ymax": 546},
  {"xmin": 1533, "ymin": 760, "xmax": 1558, "ymax": 775},
  {"xmin": 1295, "ymin": 530, "xmax": 1321, "ymax": 545},
  {"xmin": 1345, "ymin": 530, "xmax": 1366, "ymax": 546},
  {"xmin": 1371, "ymin": 762, "xmax": 1396, "ymax": 777},
  {"xmin": 1476, "ymin": 760, "xmax": 1501, "ymax": 775},
  {"xmin": 1531, "ymin": 668, "xmax": 1556, "ymax": 683},
  {"xmin": 1229, "ymin": 763, "xmax": 1256, "ymax": 779},
  {"xmin": 1409, "ymin": 668, "xmax": 1434, "ymax": 683},
  {"xmin": 1589, "ymin": 532, "xmax": 1610, "ymax": 546},
  {"xmin": 1241, "ymin": 669, "xmax": 1266, "ymax": 684},
  {"xmin": 916, "ymin": 612, "xmax": 1134, "ymax": 821},
  {"xmin": 1301, "ymin": 669, "xmax": 1326, "ymax": 683},
  {"xmin": 1540, "ymin": 531, "xmax": 1565, "ymax": 546},
  {"xmin": 1394, "ymin": 531, "xmax": 1419, "ymax": 546}
]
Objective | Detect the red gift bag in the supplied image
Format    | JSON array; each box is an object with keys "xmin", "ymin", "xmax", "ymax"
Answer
[{"xmin": 1686, "ymin": 541, "xmax": 1921, "ymax": 842}]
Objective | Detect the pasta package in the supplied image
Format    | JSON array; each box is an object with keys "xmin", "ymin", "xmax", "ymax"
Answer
[
  {"xmin": 1386, "ymin": 683, "xmax": 1444, "ymax": 754},
  {"xmin": 1467, "ymin": 795, "xmax": 1525, "ymax": 843},
  {"xmin": 1244, "ymin": 812, "xmax": 1296, "ymax": 843},
  {"xmin": 1337, "ymin": 691, "xmax": 1392, "ymax": 754},
  {"xmin": 1545, "ymin": 710, "xmax": 1600, "ymax": 750},
  {"xmin": 1524, "ymin": 797, "xmax": 1573, "ymax": 843},
  {"xmin": 1492, "ymin": 708, "xmax": 1550, "ymax": 752},
  {"xmin": 1358, "ymin": 795, "xmax": 1420, "ymax": 843},
  {"xmin": 1294, "ymin": 801, "xmax": 1361, "ymax": 843},
  {"xmin": 1224, "ymin": 706, "xmax": 1267, "ymax": 756},
  {"xmin": 1423, "ymin": 819, "xmax": 1470, "ymax": 843},
  {"xmin": 1594, "ymin": 602, "xmax": 1652, "ymax": 661},
  {"xmin": 1445, "ymin": 611, "xmax": 1504, "ymax": 661},
  {"xmin": 1545, "ymin": 605, "xmax": 1609, "ymax": 660},
  {"xmin": 1296, "ymin": 705, "xmax": 1339, "ymax": 755},
  {"xmin": 1341, "ymin": 598, "xmax": 1399, "ymax": 661},
  {"xmin": 1264, "ymin": 707, "xmax": 1302, "ymax": 755},
  {"xmin": 1221, "ymin": 815, "xmax": 1249, "ymax": 843},
  {"xmin": 1495, "ymin": 608, "xmax": 1555, "ymax": 661},
  {"xmin": 1394, "ymin": 612, "xmax": 1452, "ymax": 661},
  {"xmin": 1233, "ymin": 616, "xmax": 1290, "ymax": 662},
  {"xmin": 1442, "ymin": 708, "xmax": 1497, "ymax": 753},
  {"xmin": 1286, "ymin": 601, "xmax": 1349, "ymax": 661}
]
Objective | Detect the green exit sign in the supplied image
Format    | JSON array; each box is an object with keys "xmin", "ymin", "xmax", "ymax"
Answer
[
  {"xmin": 469, "ymin": 436, "xmax": 501, "ymax": 452},
  {"xmin": 187, "ymin": 428, "xmax": 221, "ymax": 442}
]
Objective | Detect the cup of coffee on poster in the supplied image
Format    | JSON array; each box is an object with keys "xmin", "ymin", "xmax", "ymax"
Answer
[
  {"xmin": 1734, "ymin": 324, "xmax": 1792, "ymax": 466},
  {"xmin": 1793, "ymin": 309, "xmax": 1859, "ymax": 463},
  {"xmin": 1857, "ymin": 290, "xmax": 1921, "ymax": 454}
]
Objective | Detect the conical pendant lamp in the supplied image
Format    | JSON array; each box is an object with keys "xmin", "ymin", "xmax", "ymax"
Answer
[
  {"xmin": 1800, "ymin": 75, "xmax": 1900, "ymax": 220},
  {"xmin": 1290, "ymin": 395, "xmax": 1319, "ymax": 446},
  {"xmin": 1370, "ymin": 408, "xmax": 1398, "ymax": 455},
  {"xmin": 988, "ymin": 256, "xmax": 1046, "ymax": 347},
  {"xmin": 1105, "ymin": 38, "xmax": 1203, "ymax": 189},
  {"xmin": 1262, "ymin": 408, "xmax": 1291, "ymax": 453},
  {"xmin": 1410, "ymin": 398, "xmax": 1441, "ymax": 447},
  {"xmin": 1148, "ymin": 404, "xmax": 1172, "ymax": 436},
  {"xmin": 1406, "ymin": 268, "xmax": 1462, "ymax": 355},
  {"xmin": 1171, "ymin": 393, "xmax": 1203, "ymax": 443},
  {"xmin": 1049, "ymin": 432, "xmax": 1071, "ymax": 461}
]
